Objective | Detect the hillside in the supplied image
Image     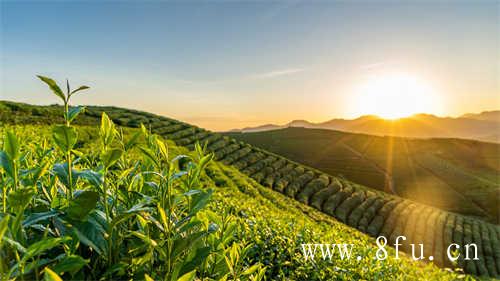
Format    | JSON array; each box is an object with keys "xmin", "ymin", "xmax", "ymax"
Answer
[
  {"xmin": 1, "ymin": 124, "xmax": 471, "ymax": 280},
  {"xmin": 462, "ymin": 111, "xmax": 500, "ymax": 123},
  {"xmin": 230, "ymin": 112, "xmax": 500, "ymax": 143},
  {"xmin": 1, "ymin": 100, "xmax": 500, "ymax": 278},
  {"xmin": 226, "ymin": 127, "xmax": 500, "ymax": 223}
]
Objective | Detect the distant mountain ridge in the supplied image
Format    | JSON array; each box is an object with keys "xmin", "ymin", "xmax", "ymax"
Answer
[{"xmin": 229, "ymin": 110, "xmax": 500, "ymax": 142}]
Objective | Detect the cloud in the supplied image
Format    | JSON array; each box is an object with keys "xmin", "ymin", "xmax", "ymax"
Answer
[
  {"xmin": 359, "ymin": 60, "xmax": 399, "ymax": 71},
  {"xmin": 359, "ymin": 62, "xmax": 388, "ymax": 70},
  {"xmin": 253, "ymin": 68, "xmax": 305, "ymax": 79}
]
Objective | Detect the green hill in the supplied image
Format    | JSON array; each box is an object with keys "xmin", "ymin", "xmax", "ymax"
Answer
[
  {"xmin": 225, "ymin": 127, "xmax": 499, "ymax": 224},
  {"xmin": 1, "ymin": 100, "xmax": 500, "ymax": 278}
]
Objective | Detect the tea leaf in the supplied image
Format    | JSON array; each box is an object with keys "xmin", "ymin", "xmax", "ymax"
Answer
[
  {"xmin": 100, "ymin": 112, "xmax": 116, "ymax": 147},
  {"xmin": 101, "ymin": 148, "xmax": 123, "ymax": 169},
  {"xmin": 22, "ymin": 237, "xmax": 70, "ymax": 264},
  {"xmin": 67, "ymin": 106, "xmax": 86, "ymax": 123},
  {"xmin": 177, "ymin": 270, "xmax": 196, "ymax": 281},
  {"xmin": 242, "ymin": 263, "xmax": 261, "ymax": 275},
  {"xmin": 3, "ymin": 130, "xmax": 20, "ymax": 160},
  {"xmin": 72, "ymin": 219, "xmax": 106, "ymax": 255},
  {"xmin": 52, "ymin": 255, "xmax": 89, "ymax": 275},
  {"xmin": 23, "ymin": 210, "xmax": 59, "ymax": 227},
  {"xmin": 52, "ymin": 125, "xmax": 77, "ymax": 152},
  {"xmin": 66, "ymin": 190, "xmax": 99, "ymax": 221},
  {"xmin": 37, "ymin": 75, "xmax": 65, "ymax": 103},
  {"xmin": 0, "ymin": 151, "xmax": 14, "ymax": 178},
  {"xmin": 70, "ymin": 85, "xmax": 90, "ymax": 96},
  {"xmin": 8, "ymin": 187, "xmax": 36, "ymax": 210},
  {"xmin": 76, "ymin": 169, "xmax": 103, "ymax": 189},
  {"xmin": 44, "ymin": 267, "xmax": 63, "ymax": 281},
  {"xmin": 124, "ymin": 131, "xmax": 142, "ymax": 151}
]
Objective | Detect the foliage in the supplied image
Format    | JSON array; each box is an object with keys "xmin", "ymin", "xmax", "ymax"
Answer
[
  {"xmin": 0, "ymin": 77, "xmax": 264, "ymax": 280},
  {"xmin": 226, "ymin": 127, "xmax": 499, "ymax": 222},
  {"xmin": 0, "ymin": 93, "xmax": 497, "ymax": 278}
]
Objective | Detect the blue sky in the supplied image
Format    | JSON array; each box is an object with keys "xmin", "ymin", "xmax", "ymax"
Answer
[{"xmin": 1, "ymin": 1, "xmax": 498, "ymax": 130}]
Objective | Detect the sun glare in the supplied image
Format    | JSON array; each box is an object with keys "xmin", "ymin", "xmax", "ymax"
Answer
[{"xmin": 349, "ymin": 73, "xmax": 441, "ymax": 119}]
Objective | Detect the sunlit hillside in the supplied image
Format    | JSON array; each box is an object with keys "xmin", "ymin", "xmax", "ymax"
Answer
[
  {"xmin": 1, "ymin": 100, "xmax": 499, "ymax": 278},
  {"xmin": 230, "ymin": 113, "xmax": 500, "ymax": 143},
  {"xmin": 226, "ymin": 127, "xmax": 500, "ymax": 223}
]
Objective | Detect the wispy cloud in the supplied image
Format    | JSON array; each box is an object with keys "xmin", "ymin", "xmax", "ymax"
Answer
[
  {"xmin": 359, "ymin": 62, "xmax": 389, "ymax": 70},
  {"xmin": 359, "ymin": 60, "xmax": 400, "ymax": 71},
  {"xmin": 252, "ymin": 68, "xmax": 305, "ymax": 79}
]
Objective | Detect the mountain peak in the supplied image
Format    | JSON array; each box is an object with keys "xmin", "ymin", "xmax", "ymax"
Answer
[
  {"xmin": 461, "ymin": 110, "xmax": 500, "ymax": 122},
  {"xmin": 232, "ymin": 110, "xmax": 500, "ymax": 142},
  {"xmin": 355, "ymin": 114, "xmax": 381, "ymax": 120},
  {"xmin": 287, "ymin": 119, "xmax": 314, "ymax": 127}
]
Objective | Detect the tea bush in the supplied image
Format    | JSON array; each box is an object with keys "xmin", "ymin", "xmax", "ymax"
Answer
[{"xmin": 0, "ymin": 77, "xmax": 265, "ymax": 280}]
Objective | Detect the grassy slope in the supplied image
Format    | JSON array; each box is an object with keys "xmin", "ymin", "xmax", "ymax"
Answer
[
  {"xmin": 206, "ymin": 162, "xmax": 472, "ymax": 280},
  {"xmin": 225, "ymin": 127, "xmax": 499, "ymax": 223},
  {"xmin": 1, "ymin": 100, "xmax": 499, "ymax": 278},
  {"xmin": 0, "ymin": 124, "xmax": 468, "ymax": 281}
]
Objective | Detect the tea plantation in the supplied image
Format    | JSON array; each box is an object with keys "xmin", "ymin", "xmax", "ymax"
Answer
[
  {"xmin": 1, "ymin": 100, "xmax": 499, "ymax": 279},
  {"xmin": 226, "ymin": 127, "xmax": 499, "ymax": 224}
]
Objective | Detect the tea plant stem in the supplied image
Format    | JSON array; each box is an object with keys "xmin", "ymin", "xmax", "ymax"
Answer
[
  {"xmin": 64, "ymin": 99, "xmax": 73, "ymax": 199},
  {"xmin": 2, "ymin": 184, "xmax": 6, "ymax": 213},
  {"xmin": 12, "ymin": 161, "xmax": 18, "ymax": 192},
  {"xmin": 67, "ymin": 151, "xmax": 73, "ymax": 200},
  {"xmin": 102, "ymin": 169, "xmax": 113, "ymax": 267},
  {"xmin": 103, "ymin": 170, "xmax": 109, "ymax": 220}
]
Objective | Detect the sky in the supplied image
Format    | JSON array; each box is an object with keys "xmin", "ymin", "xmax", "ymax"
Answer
[{"xmin": 1, "ymin": 1, "xmax": 498, "ymax": 131}]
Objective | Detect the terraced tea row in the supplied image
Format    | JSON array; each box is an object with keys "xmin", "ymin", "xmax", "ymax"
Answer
[
  {"xmin": 84, "ymin": 107, "xmax": 500, "ymax": 277},
  {"xmin": 226, "ymin": 127, "xmax": 499, "ymax": 223},
  {"xmin": 1, "ymin": 102, "xmax": 499, "ymax": 277}
]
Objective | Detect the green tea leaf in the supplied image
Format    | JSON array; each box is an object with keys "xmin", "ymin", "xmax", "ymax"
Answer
[
  {"xmin": 32, "ymin": 161, "xmax": 51, "ymax": 182},
  {"xmin": 23, "ymin": 210, "xmax": 59, "ymax": 227},
  {"xmin": 198, "ymin": 153, "xmax": 213, "ymax": 171},
  {"xmin": 242, "ymin": 263, "xmax": 261, "ymax": 275},
  {"xmin": 8, "ymin": 187, "xmax": 36, "ymax": 210},
  {"xmin": 124, "ymin": 131, "xmax": 142, "ymax": 151},
  {"xmin": 67, "ymin": 106, "xmax": 86, "ymax": 123},
  {"xmin": 130, "ymin": 231, "xmax": 158, "ymax": 247},
  {"xmin": 138, "ymin": 146, "xmax": 160, "ymax": 168},
  {"xmin": 100, "ymin": 112, "xmax": 116, "ymax": 147},
  {"xmin": 22, "ymin": 237, "xmax": 70, "ymax": 264},
  {"xmin": 177, "ymin": 270, "xmax": 196, "ymax": 281},
  {"xmin": 44, "ymin": 267, "xmax": 63, "ymax": 281},
  {"xmin": 52, "ymin": 254, "xmax": 89, "ymax": 275},
  {"xmin": 155, "ymin": 138, "xmax": 168, "ymax": 160},
  {"xmin": 110, "ymin": 202, "xmax": 151, "ymax": 230},
  {"xmin": 157, "ymin": 204, "xmax": 168, "ymax": 229},
  {"xmin": 53, "ymin": 163, "xmax": 73, "ymax": 187},
  {"xmin": 179, "ymin": 246, "xmax": 211, "ymax": 277},
  {"xmin": 0, "ymin": 151, "xmax": 14, "ymax": 178},
  {"xmin": 3, "ymin": 130, "xmax": 20, "ymax": 160},
  {"xmin": 171, "ymin": 231, "xmax": 207, "ymax": 260},
  {"xmin": 189, "ymin": 189, "xmax": 213, "ymax": 216},
  {"xmin": 70, "ymin": 85, "xmax": 90, "ymax": 96},
  {"xmin": 101, "ymin": 148, "xmax": 123, "ymax": 169},
  {"xmin": 37, "ymin": 75, "xmax": 66, "ymax": 103},
  {"xmin": 66, "ymin": 190, "xmax": 99, "ymax": 221},
  {"xmin": 76, "ymin": 169, "xmax": 103, "ymax": 189},
  {"xmin": 72, "ymin": 218, "xmax": 106, "ymax": 255},
  {"xmin": 52, "ymin": 125, "xmax": 77, "ymax": 152},
  {"xmin": 3, "ymin": 236, "xmax": 26, "ymax": 253},
  {"xmin": 66, "ymin": 79, "xmax": 70, "ymax": 95}
]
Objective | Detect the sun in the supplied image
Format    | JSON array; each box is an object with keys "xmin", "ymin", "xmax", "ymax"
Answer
[{"xmin": 349, "ymin": 73, "xmax": 441, "ymax": 119}]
